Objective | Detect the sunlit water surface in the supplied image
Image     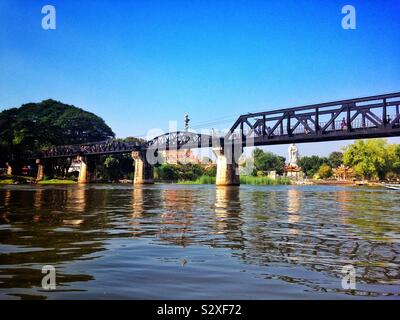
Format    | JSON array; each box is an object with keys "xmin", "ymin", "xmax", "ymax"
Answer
[{"xmin": 0, "ymin": 184, "xmax": 399, "ymax": 299}]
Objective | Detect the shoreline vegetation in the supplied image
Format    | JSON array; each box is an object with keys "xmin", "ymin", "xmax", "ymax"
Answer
[
  {"xmin": 0, "ymin": 176, "xmax": 77, "ymax": 185},
  {"xmin": 0, "ymin": 174, "xmax": 391, "ymax": 187},
  {"xmin": 37, "ymin": 179, "xmax": 76, "ymax": 185},
  {"xmin": 177, "ymin": 176, "xmax": 291, "ymax": 185}
]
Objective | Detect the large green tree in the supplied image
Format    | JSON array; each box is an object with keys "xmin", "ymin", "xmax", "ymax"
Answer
[
  {"xmin": 388, "ymin": 144, "xmax": 400, "ymax": 177},
  {"xmin": 252, "ymin": 148, "xmax": 286, "ymax": 175},
  {"xmin": 342, "ymin": 139, "xmax": 393, "ymax": 180},
  {"xmin": 0, "ymin": 99, "xmax": 115, "ymax": 162},
  {"xmin": 328, "ymin": 151, "xmax": 343, "ymax": 168}
]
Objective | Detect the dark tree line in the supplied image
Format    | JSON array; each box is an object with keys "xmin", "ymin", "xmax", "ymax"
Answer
[{"xmin": 0, "ymin": 99, "xmax": 115, "ymax": 164}]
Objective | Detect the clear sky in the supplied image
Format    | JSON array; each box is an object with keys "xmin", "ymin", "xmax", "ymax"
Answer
[{"xmin": 1, "ymin": 0, "xmax": 400, "ymax": 157}]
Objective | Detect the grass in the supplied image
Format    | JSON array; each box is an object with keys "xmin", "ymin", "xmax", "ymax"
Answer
[
  {"xmin": 0, "ymin": 175, "xmax": 76, "ymax": 185},
  {"xmin": 37, "ymin": 179, "xmax": 76, "ymax": 185},
  {"xmin": 0, "ymin": 175, "xmax": 34, "ymax": 184},
  {"xmin": 0, "ymin": 179, "xmax": 14, "ymax": 184},
  {"xmin": 240, "ymin": 175, "xmax": 292, "ymax": 185},
  {"xmin": 177, "ymin": 175, "xmax": 216, "ymax": 184},
  {"xmin": 177, "ymin": 175, "xmax": 291, "ymax": 185}
]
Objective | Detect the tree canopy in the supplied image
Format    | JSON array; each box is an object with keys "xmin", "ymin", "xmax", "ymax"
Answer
[
  {"xmin": 252, "ymin": 148, "xmax": 286, "ymax": 175},
  {"xmin": 342, "ymin": 139, "xmax": 399, "ymax": 180},
  {"xmin": 0, "ymin": 99, "xmax": 115, "ymax": 161},
  {"xmin": 298, "ymin": 155, "xmax": 328, "ymax": 178}
]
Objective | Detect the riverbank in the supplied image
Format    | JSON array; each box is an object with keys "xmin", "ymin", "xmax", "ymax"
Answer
[
  {"xmin": 310, "ymin": 179, "xmax": 386, "ymax": 187},
  {"xmin": 37, "ymin": 179, "xmax": 76, "ymax": 185},
  {"xmin": 0, "ymin": 176, "xmax": 76, "ymax": 185},
  {"xmin": 0, "ymin": 175, "xmax": 390, "ymax": 187}
]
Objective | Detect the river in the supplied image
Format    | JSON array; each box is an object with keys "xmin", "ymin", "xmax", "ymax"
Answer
[{"xmin": 0, "ymin": 184, "xmax": 399, "ymax": 299}]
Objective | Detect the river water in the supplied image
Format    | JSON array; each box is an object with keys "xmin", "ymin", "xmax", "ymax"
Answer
[{"xmin": 0, "ymin": 184, "xmax": 399, "ymax": 299}]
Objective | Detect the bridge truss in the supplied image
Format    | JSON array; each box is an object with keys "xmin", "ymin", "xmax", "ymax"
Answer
[
  {"xmin": 146, "ymin": 131, "xmax": 215, "ymax": 151},
  {"xmin": 226, "ymin": 92, "xmax": 400, "ymax": 146},
  {"xmin": 34, "ymin": 140, "xmax": 142, "ymax": 159}
]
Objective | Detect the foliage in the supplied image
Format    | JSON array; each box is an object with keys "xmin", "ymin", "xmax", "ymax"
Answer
[
  {"xmin": 37, "ymin": 179, "xmax": 76, "ymax": 185},
  {"xmin": 96, "ymin": 138, "xmax": 144, "ymax": 181},
  {"xmin": 298, "ymin": 155, "xmax": 329, "ymax": 178},
  {"xmin": 0, "ymin": 179, "xmax": 14, "ymax": 184},
  {"xmin": 256, "ymin": 170, "xmax": 266, "ymax": 177},
  {"xmin": 252, "ymin": 148, "xmax": 286, "ymax": 175},
  {"xmin": 204, "ymin": 165, "xmax": 217, "ymax": 177},
  {"xmin": 240, "ymin": 175, "xmax": 291, "ymax": 185},
  {"xmin": 316, "ymin": 164, "xmax": 333, "ymax": 179},
  {"xmin": 0, "ymin": 175, "xmax": 35, "ymax": 184},
  {"xmin": 388, "ymin": 144, "xmax": 400, "ymax": 177},
  {"xmin": 177, "ymin": 175, "xmax": 216, "ymax": 184},
  {"xmin": 102, "ymin": 154, "xmax": 133, "ymax": 181},
  {"xmin": 327, "ymin": 151, "xmax": 343, "ymax": 168},
  {"xmin": 154, "ymin": 163, "xmax": 207, "ymax": 182},
  {"xmin": 342, "ymin": 139, "xmax": 396, "ymax": 180},
  {"xmin": 0, "ymin": 99, "xmax": 114, "ymax": 162}
]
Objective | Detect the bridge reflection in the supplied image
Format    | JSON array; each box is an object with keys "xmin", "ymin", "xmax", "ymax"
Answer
[{"xmin": 1, "ymin": 185, "xmax": 399, "ymax": 298}]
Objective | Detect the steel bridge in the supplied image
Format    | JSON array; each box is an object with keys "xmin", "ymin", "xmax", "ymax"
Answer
[
  {"xmin": 227, "ymin": 92, "xmax": 400, "ymax": 146},
  {"xmin": 24, "ymin": 92, "xmax": 400, "ymax": 159}
]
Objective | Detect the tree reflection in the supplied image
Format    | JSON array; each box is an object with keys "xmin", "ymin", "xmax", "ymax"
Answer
[
  {"xmin": 1, "ymin": 185, "xmax": 399, "ymax": 298},
  {"xmin": 0, "ymin": 186, "xmax": 118, "ymax": 298}
]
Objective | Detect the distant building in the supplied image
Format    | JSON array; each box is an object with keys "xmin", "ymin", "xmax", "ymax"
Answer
[{"xmin": 333, "ymin": 165, "xmax": 354, "ymax": 181}]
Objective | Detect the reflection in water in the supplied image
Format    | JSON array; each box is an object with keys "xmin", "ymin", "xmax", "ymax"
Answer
[
  {"xmin": 214, "ymin": 187, "xmax": 242, "ymax": 230},
  {"xmin": 213, "ymin": 187, "xmax": 244, "ymax": 249},
  {"xmin": 159, "ymin": 188, "xmax": 195, "ymax": 247},
  {"xmin": 287, "ymin": 188, "xmax": 301, "ymax": 235},
  {"xmin": 0, "ymin": 184, "xmax": 400, "ymax": 299}
]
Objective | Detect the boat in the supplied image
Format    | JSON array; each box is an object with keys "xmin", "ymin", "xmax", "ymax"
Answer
[{"xmin": 382, "ymin": 183, "xmax": 400, "ymax": 190}]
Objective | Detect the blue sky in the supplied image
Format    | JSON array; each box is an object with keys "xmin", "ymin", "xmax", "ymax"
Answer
[{"xmin": 1, "ymin": 0, "xmax": 400, "ymax": 157}]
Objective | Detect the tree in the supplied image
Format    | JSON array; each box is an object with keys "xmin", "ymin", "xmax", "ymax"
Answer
[
  {"xmin": 389, "ymin": 144, "xmax": 400, "ymax": 177},
  {"xmin": 298, "ymin": 155, "xmax": 328, "ymax": 178},
  {"xmin": 0, "ymin": 99, "xmax": 115, "ymax": 162},
  {"xmin": 342, "ymin": 139, "xmax": 392, "ymax": 180},
  {"xmin": 317, "ymin": 164, "xmax": 333, "ymax": 179},
  {"xmin": 328, "ymin": 151, "xmax": 343, "ymax": 168},
  {"xmin": 252, "ymin": 148, "xmax": 286, "ymax": 175},
  {"xmin": 100, "ymin": 137, "xmax": 146, "ymax": 181},
  {"xmin": 154, "ymin": 163, "xmax": 206, "ymax": 182}
]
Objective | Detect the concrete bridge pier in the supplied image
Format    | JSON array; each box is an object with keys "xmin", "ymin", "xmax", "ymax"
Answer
[
  {"xmin": 132, "ymin": 150, "xmax": 154, "ymax": 185},
  {"xmin": 5, "ymin": 162, "xmax": 13, "ymax": 175},
  {"xmin": 36, "ymin": 159, "xmax": 45, "ymax": 181},
  {"xmin": 77, "ymin": 155, "xmax": 97, "ymax": 184},
  {"xmin": 212, "ymin": 144, "xmax": 242, "ymax": 186}
]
